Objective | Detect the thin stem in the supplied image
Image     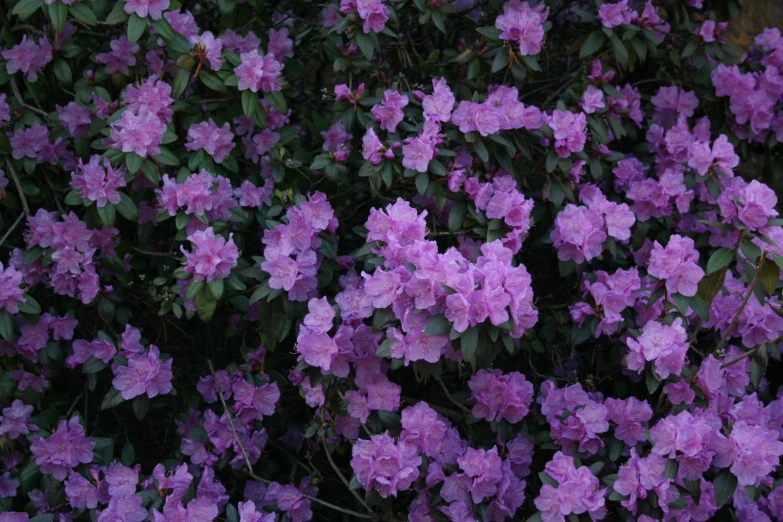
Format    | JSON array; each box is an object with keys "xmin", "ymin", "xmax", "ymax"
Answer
[
  {"xmin": 0, "ymin": 212, "xmax": 25, "ymax": 248},
  {"xmin": 132, "ymin": 246, "xmax": 178, "ymax": 258},
  {"xmin": 437, "ymin": 378, "xmax": 470, "ymax": 414},
  {"xmin": 43, "ymin": 173, "xmax": 65, "ymax": 214},
  {"xmin": 715, "ymin": 250, "xmax": 767, "ymax": 354},
  {"xmin": 9, "ymin": 75, "xmax": 49, "ymax": 117},
  {"xmin": 5, "ymin": 159, "xmax": 30, "ymax": 217},
  {"xmin": 208, "ymin": 360, "xmax": 378, "ymax": 521},
  {"xmin": 720, "ymin": 333, "xmax": 783, "ymax": 369},
  {"xmin": 320, "ymin": 434, "xmax": 374, "ymax": 515}
]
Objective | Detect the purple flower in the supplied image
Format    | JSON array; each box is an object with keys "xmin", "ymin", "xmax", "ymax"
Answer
[
  {"xmin": 109, "ymin": 109, "xmax": 166, "ymax": 158},
  {"xmin": 597, "ymin": 0, "xmax": 634, "ymax": 28},
  {"xmin": 232, "ymin": 379, "xmax": 280, "ymax": 423},
  {"xmin": 0, "ymin": 400, "xmax": 38, "ymax": 439},
  {"xmin": 350, "ymin": 432, "xmax": 421, "ymax": 497},
  {"xmin": 371, "ymin": 90, "xmax": 409, "ymax": 132},
  {"xmin": 190, "ymin": 31, "xmax": 223, "ymax": 70},
  {"xmin": 124, "ymin": 0, "xmax": 169, "ymax": 19},
  {"xmin": 356, "ymin": 0, "xmax": 389, "ymax": 33},
  {"xmin": 547, "ymin": 110, "xmax": 587, "ymax": 158},
  {"xmin": 235, "ymin": 51, "xmax": 284, "ymax": 93},
  {"xmin": 185, "ymin": 120, "xmax": 236, "ymax": 163},
  {"xmin": 164, "ymin": 10, "xmax": 200, "ymax": 40},
  {"xmin": 495, "ymin": 0, "xmax": 548, "ymax": 56},
  {"xmin": 268, "ymin": 27, "xmax": 294, "ymax": 61},
  {"xmin": 57, "ymin": 102, "xmax": 93, "ymax": 137},
  {"xmin": 2, "ymin": 36, "xmax": 52, "ymax": 82},
  {"xmin": 468, "ymin": 369, "xmax": 534, "ymax": 423},
  {"xmin": 181, "ymin": 227, "xmax": 240, "ymax": 282},
  {"xmin": 626, "ymin": 318, "xmax": 689, "ymax": 379},
  {"xmin": 65, "ymin": 472, "xmax": 99, "ymax": 509},
  {"xmin": 70, "ymin": 155, "xmax": 127, "ymax": 208},
  {"xmin": 123, "ymin": 75, "xmax": 174, "ymax": 123},
  {"xmin": 401, "ymin": 136, "xmax": 435, "ymax": 173},
  {"xmin": 0, "ymin": 262, "xmax": 25, "ymax": 314},
  {"xmin": 551, "ymin": 204, "xmax": 606, "ymax": 264},
  {"xmin": 112, "ymin": 346, "xmax": 173, "ymax": 400},
  {"xmin": 534, "ymin": 452, "xmax": 606, "ymax": 522},
  {"xmin": 729, "ymin": 421, "xmax": 783, "ymax": 486},
  {"xmin": 30, "ymin": 417, "xmax": 95, "ymax": 481},
  {"xmin": 580, "ymin": 85, "xmax": 605, "ymax": 114},
  {"xmin": 457, "ymin": 446, "xmax": 504, "ymax": 503},
  {"xmin": 96, "ymin": 36, "xmax": 139, "ymax": 75},
  {"xmin": 647, "ymin": 234, "xmax": 704, "ymax": 297},
  {"xmin": 97, "ymin": 494, "xmax": 148, "ymax": 522},
  {"xmin": 265, "ymin": 483, "xmax": 312, "ymax": 522}
]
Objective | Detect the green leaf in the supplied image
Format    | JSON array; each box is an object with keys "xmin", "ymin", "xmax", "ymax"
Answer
[
  {"xmin": 665, "ymin": 459, "xmax": 679, "ymax": 479},
  {"xmin": 580, "ymin": 31, "xmax": 605, "ymax": 58},
  {"xmin": 98, "ymin": 297, "xmax": 115, "ymax": 323},
  {"xmin": 132, "ymin": 395, "xmax": 150, "ymax": 420},
  {"xmin": 759, "ymin": 257, "xmax": 780, "ymax": 296},
  {"xmin": 0, "ymin": 310, "xmax": 14, "ymax": 341},
  {"xmin": 242, "ymin": 90, "xmax": 259, "ymax": 118},
  {"xmin": 105, "ymin": 0, "xmax": 129, "ymax": 23},
  {"xmin": 127, "ymin": 13, "xmax": 146, "ymax": 43},
  {"xmin": 116, "ymin": 193, "xmax": 139, "ymax": 221},
  {"xmin": 713, "ymin": 469, "xmax": 738, "ymax": 507},
  {"xmin": 264, "ymin": 91, "xmax": 288, "ymax": 114},
  {"xmin": 171, "ymin": 68, "xmax": 191, "ymax": 99},
  {"xmin": 18, "ymin": 295, "xmax": 41, "ymax": 315},
  {"xmin": 473, "ymin": 139, "xmax": 489, "ymax": 163},
  {"xmin": 538, "ymin": 472, "xmax": 559, "ymax": 487},
  {"xmin": 425, "ymin": 315, "xmax": 451, "ymax": 335},
  {"xmin": 12, "ymin": 0, "xmax": 44, "ymax": 20},
  {"xmin": 415, "ymin": 172, "xmax": 429, "ymax": 195},
  {"xmin": 225, "ymin": 505, "xmax": 239, "ymax": 522},
  {"xmin": 31, "ymin": 515, "xmax": 54, "ymax": 522},
  {"xmin": 461, "ymin": 327, "xmax": 479, "ymax": 370},
  {"xmin": 207, "ymin": 278, "xmax": 224, "ymax": 300},
  {"xmin": 68, "ymin": 2, "xmax": 97, "ymax": 24},
  {"xmin": 97, "ymin": 204, "xmax": 116, "ymax": 226},
  {"xmin": 153, "ymin": 147, "xmax": 180, "ymax": 166},
  {"xmin": 196, "ymin": 290, "xmax": 217, "ymax": 322},
  {"xmin": 48, "ymin": 2, "xmax": 67, "ymax": 32},
  {"xmin": 82, "ymin": 356, "xmax": 109, "ymax": 374},
  {"xmin": 121, "ymin": 442, "xmax": 135, "ymax": 466},
  {"xmin": 673, "ymin": 293, "xmax": 690, "ymax": 316},
  {"xmin": 525, "ymin": 514, "xmax": 543, "ymax": 522},
  {"xmin": 52, "ymin": 59, "xmax": 73, "ymax": 86},
  {"xmin": 24, "ymin": 246, "xmax": 44, "ymax": 265},
  {"xmin": 609, "ymin": 34, "xmax": 628, "ymax": 67},
  {"xmin": 448, "ymin": 201, "xmax": 467, "ymax": 233},
  {"xmin": 645, "ymin": 365, "xmax": 661, "ymax": 394},
  {"xmin": 706, "ymin": 247, "xmax": 733, "ymax": 274},
  {"xmin": 355, "ymin": 31, "xmax": 375, "ymax": 61},
  {"xmin": 491, "ymin": 47, "xmax": 509, "ymax": 73},
  {"xmin": 101, "ymin": 388, "xmax": 125, "ymax": 411},
  {"xmin": 199, "ymin": 70, "xmax": 228, "ymax": 92},
  {"xmin": 126, "ymin": 152, "xmax": 143, "ymax": 174}
]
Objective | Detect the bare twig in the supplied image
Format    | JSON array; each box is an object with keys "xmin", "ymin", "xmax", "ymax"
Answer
[
  {"xmin": 207, "ymin": 360, "xmax": 379, "ymax": 521},
  {"xmin": 715, "ymin": 250, "xmax": 767, "ymax": 354},
  {"xmin": 132, "ymin": 246, "xmax": 177, "ymax": 258},
  {"xmin": 720, "ymin": 333, "xmax": 783, "ymax": 369},
  {"xmin": 5, "ymin": 159, "xmax": 30, "ymax": 217},
  {"xmin": 8, "ymin": 75, "xmax": 49, "ymax": 118},
  {"xmin": 43, "ymin": 173, "xmax": 65, "ymax": 214},
  {"xmin": 320, "ymin": 434, "xmax": 374, "ymax": 514},
  {"xmin": 437, "ymin": 378, "xmax": 470, "ymax": 414},
  {"xmin": 0, "ymin": 213, "xmax": 25, "ymax": 248},
  {"xmin": 65, "ymin": 391, "xmax": 85, "ymax": 418}
]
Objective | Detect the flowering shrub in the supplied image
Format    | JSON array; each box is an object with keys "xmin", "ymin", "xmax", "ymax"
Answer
[{"xmin": 2, "ymin": 0, "xmax": 783, "ymax": 521}]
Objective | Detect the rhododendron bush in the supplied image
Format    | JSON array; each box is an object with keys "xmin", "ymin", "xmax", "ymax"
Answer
[{"xmin": 3, "ymin": 0, "xmax": 783, "ymax": 519}]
